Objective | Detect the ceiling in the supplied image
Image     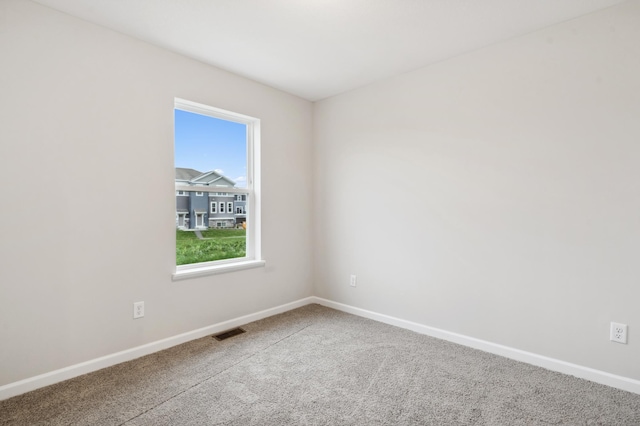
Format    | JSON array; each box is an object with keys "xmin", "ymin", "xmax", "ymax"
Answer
[{"xmin": 33, "ymin": 0, "xmax": 627, "ymax": 101}]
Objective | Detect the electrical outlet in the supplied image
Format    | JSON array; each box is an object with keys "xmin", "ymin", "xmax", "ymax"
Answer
[
  {"xmin": 133, "ymin": 301, "xmax": 144, "ymax": 319},
  {"xmin": 350, "ymin": 274, "xmax": 357, "ymax": 287},
  {"xmin": 610, "ymin": 322, "xmax": 627, "ymax": 344}
]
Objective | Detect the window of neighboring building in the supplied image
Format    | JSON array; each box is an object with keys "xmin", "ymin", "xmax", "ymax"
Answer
[{"xmin": 173, "ymin": 98, "xmax": 263, "ymax": 280}]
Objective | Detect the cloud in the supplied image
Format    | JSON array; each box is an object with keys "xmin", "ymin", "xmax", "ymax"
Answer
[
  {"xmin": 235, "ymin": 176, "xmax": 246, "ymax": 182},
  {"xmin": 214, "ymin": 168, "xmax": 224, "ymax": 174}
]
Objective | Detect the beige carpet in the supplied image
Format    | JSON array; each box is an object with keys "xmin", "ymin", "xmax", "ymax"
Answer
[{"xmin": 1, "ymin": 304, "xmax": 639, "ymax": 425}]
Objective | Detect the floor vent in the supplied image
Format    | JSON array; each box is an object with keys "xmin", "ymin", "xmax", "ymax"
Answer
[{"xmin": 213, "ymin": 327, "xmax": 246, "ymax": 341}]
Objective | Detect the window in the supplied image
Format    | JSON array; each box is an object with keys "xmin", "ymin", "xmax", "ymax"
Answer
[
  {"xmin": 177, "ymin": 190, "xmax": 187, "ymax": 196},
  {"xmin": 173, "ymin": 98, "xmax": 263, "ymax": 280}
]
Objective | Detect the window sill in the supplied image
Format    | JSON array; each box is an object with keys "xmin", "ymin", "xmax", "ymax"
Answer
[{"xmin": 172, "ymin": 259, "xmax": 266, "ymax": 281}]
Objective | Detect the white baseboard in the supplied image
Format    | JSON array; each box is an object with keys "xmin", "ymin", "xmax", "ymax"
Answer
[
  {"xmin": 311, "ymin": 297, "xmax": 640, "ymax": 395},
  {"xmin": 3, "ymin": 295, "xmax": 638, "ymax": 401},
  {"xmin": 0, "ymin": 297, "xmax": 315, "ymax": 401}
]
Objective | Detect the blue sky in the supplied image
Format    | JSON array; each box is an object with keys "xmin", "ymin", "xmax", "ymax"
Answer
[{"xmin": 174, "ymin": 109, "xmax": 247, "ymax": 187}]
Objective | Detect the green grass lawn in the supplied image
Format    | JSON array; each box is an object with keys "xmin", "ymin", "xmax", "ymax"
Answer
[{"xmin": 176, "ymin": 229, "xmax": 246, "ymax": 265}]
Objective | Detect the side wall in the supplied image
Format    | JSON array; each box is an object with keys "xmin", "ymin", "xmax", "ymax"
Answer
[
  {"xmin": 313, "ymin": 1, "xmax": 640, "ymax": 380},
  {"xmin": 0, "ymin": 0, "xmax": 313, "ymax": 386}
]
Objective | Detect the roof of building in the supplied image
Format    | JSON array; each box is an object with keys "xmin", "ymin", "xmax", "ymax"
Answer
[
  {"xmin": 175, "ymin": 168, "xmax": 236, "ymax": 187},
  {"xmin": 191, "ymin": 170, "xmax": 235, "ymax": 187},
  {"xmin": 175, "ymin": 167, "xmax": 203, "ymax": 181}
]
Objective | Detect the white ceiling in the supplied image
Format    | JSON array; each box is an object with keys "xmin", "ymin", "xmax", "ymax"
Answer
[{"xmin": 33, "ymin": 0, "xmax": 626, "ymax": 101}]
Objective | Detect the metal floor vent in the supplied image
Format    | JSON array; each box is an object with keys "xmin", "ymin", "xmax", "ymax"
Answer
[{"xmin": 213, "ymin": 327, "xmax": 246, "ymax": 341}]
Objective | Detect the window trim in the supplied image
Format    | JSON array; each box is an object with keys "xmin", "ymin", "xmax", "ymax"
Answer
[{"xmin": 172, "ymin": 98, "xmax": 263, "ymax": 280}]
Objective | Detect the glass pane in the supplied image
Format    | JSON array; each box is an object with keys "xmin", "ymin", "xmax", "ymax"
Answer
[
  {"xmin": 175, "ymin": 109, "xmax": 248, "ymax": 265},
  {"xmin": 175, "ymin": 191, "xmax": 248, "ymax": 265}
]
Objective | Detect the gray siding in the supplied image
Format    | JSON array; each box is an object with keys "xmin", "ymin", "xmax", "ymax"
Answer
[
  {"xmin": 175, "ymin": 191, "xmax": 247, "ymax": 229},
  {"xmin": 207, "ymin": 194, "xmax": 234, "ymax": 218},
  {"xmin": 189, "ymin": 191, "xmax": 209, "ymax": 228},
  {"xmin": 176, "ymin": 195, "xmax": 189, "ymax": 211}
]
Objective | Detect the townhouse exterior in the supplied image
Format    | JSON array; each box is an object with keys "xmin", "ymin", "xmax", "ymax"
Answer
[{"xmin": 175, "ymin": 168, "xmax": 247, "ymax": 229}]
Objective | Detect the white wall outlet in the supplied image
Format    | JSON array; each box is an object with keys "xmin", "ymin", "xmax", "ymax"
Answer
[
  {"xmin": 350, "ymin": 274, "xmax": 357, "ymax": 287},
  {"xmin": 133, "ymin": 301, "xmax": 145, "ymax": 319},
  {"xmin": 610, "ymin": 322, "xmax": 627, "ymax": 344}
]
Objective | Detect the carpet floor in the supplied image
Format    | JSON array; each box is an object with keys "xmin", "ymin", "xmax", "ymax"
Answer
[{"xmin": 1, "ymin": 304, "xmax": 639, "ymax": 425}]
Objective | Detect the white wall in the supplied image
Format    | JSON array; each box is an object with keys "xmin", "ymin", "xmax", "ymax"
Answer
[
  {"xmin": 3, "ymin": 0, "xmax": 640, "ymax": 393},
  {"xmin": 313, "ymin": 0, "xmax": 640, "ymax": 380},
  {"xmin": 0, "ymin": 0, "xmax": 313, "ymax": 387}
]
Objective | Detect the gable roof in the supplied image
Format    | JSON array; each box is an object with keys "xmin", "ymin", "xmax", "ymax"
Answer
[
  {"xmin": 175, "ymin": 168, "xmax": 236, "ymax": 187},
  {"xmin": 191, "ymin": 170, "xmax": 236, "ymax": 187},
  {"xmin": 175, "ymin": 167, "xmax": 203, "ymax": 181}
]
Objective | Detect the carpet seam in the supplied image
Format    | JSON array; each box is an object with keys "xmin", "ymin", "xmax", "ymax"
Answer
[
  {"xmin": 118, "ymin": 323, "xmax": 314, "ymax": 426},
  {"xmin": 347, "ymin": 351, "xmax": 390, "ymax": 419}
]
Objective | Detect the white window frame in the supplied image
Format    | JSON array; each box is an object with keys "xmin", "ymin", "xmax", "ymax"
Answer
[
  {"xmin": 195, "ymin": 191, "xmax": 204, "ymax": 196},
  {"xmin": 173, "ymin": 98, "xmax": 263, "ymax": 280},
  {"xmin": 210, "ymin": 202, "xmax": 217, "ymax": 214},
  {"xmin": 218, "ymin": 202, "xmax": 225, "ymax": 215},
  {"xmin": 227, "ymin": 202, "xmax": 233, "ymax": 214}
]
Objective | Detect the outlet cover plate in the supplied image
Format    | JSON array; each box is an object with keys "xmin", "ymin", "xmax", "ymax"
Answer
[
  {"xmin": 133, "ymin": 301, "xmax": 145, "ymax": 319},
  {"xmin": 610, "ymin": 322, "xmax": 627, "ymax": 344}
]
